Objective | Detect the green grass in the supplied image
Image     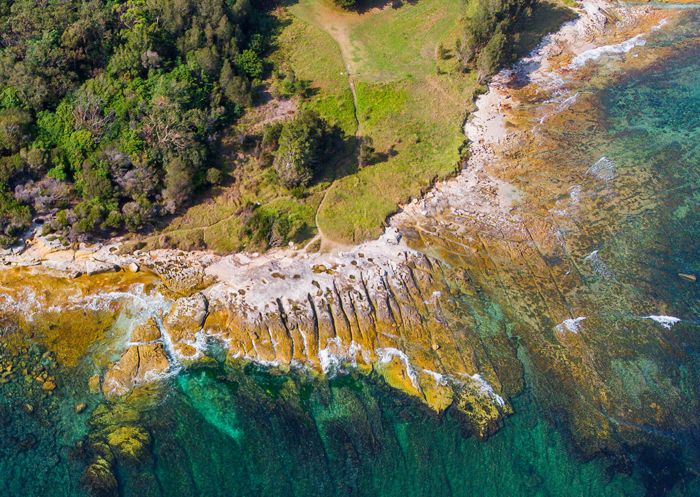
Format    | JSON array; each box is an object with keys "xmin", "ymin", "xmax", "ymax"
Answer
[
  {"xmin": 318, "ymin": 74, "xmax": 474, "ymax": 242},
  {"xmin": 272, "ymin": 14, "xmax": 358, "ymax": 135},
  {"xmin": 346, "ymin": 0, "xmax": 464, "ymax": 81}
]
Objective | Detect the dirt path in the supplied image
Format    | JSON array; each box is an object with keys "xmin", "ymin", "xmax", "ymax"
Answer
[{"xmin": 298, "ymin": 1, "xmax": 368, "ymax": 134}]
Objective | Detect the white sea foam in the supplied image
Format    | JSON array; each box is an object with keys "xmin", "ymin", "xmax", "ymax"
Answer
[
  {"xmin": 376, "ymin": 347, "xmax": 420, "ymax": 389},
  {"xmin": 66, "ymin": 284, "xmax": 172, "ymax": 317},
  {"xmin": 587, "ymin": 156, "xmax": 617, "ymax": 181},
  {"xmin": 0, "ymin": 283, "xmax": 172, "ymax": 330},
  {"xmin": 298, "ymin": 329, "xmax": 310, "ymax": 358},
  {"xmin": 583, "ymin": 249, "xmax": 613, "ymax": 278},
  {"xmin": 240, "ymin": 355, "xmax": 281, "ymax": 368},
  {"xmin": 569, "ymin": 185, "xmax": 582, "ymax": 204},
  {"xmin": 652, "ymin": 18, "xmax": 668, "ymax": 30},
  {"xmin": 318, "ymin": 338, "xmax": 364, "ymax": 374},
  {"xmin": 420, "ymin": 368, "xmax": 447, "ymax": 385},
  {"xmin": 570, "ymin": 34, "xmax": 647, "ymax": 69},
  {"xmin": 318, "ymin": 337, "xmax": 344, "ymax": 373},
  {"xmin": 585, "ymin": 249, "xmax": 599, "ymax": 260},
  {"xmin": 555, "ymin": 316, "xmax": 587, "ymax": 333},
  {"xmin": 469, "ymin": 374, "xmax": 506, "ymax": 407},
  {"xmin": 539, "ymin": 92, "xmax": 580, "ymax": 124},
  {"xmin": 140, "ymin": 366, "xmax": 181, "ymax": 383},
  {"xmin": 644, "ymin": 315, "xmax": 681, "ymax": 329}
]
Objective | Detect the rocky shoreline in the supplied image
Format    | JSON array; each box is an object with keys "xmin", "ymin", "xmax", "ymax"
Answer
[{"xmin": 0, "ymin": 0, "xmax": 680, "ymax": 445}]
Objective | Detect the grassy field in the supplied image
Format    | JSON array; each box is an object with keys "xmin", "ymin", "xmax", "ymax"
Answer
[
  {"xmin": 142, "ymin": 0, "xmax": 574, "ymax": 251},
  {"xmin": 292, "ymin": 0, "xmax": 476, "ymax": 244}
]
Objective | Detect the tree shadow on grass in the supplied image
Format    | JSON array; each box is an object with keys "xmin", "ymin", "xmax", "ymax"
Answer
[
  {"xmin": 313, "ymin": 131, "xmax": 360, "ymax": 184},
  {"xmin": 335, "ymin": 0, "xmax": 419, "ymax": 14}
]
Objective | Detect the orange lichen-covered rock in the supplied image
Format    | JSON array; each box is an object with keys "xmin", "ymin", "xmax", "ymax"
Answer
[
  {"xmin": 102, "ymin": 344, "xmax": 170, "ymax": 397},
  {"xmin": 130, "ymin": 318, "xmax": 161, "ymax": 343}
]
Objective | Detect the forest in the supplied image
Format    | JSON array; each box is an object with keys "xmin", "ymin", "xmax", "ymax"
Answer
[{"xmin": 0, "ymin": 0, "xmax": 271, "ymax": 245}]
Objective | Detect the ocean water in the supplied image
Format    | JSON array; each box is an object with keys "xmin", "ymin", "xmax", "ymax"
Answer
[{"xmin": 2, "ymin": 8, "xmax": 700, "ymax": 497}]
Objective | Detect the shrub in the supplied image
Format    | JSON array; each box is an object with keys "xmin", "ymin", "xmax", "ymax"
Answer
[
  {"xmin": 0, "ymin": 109, "xmax": 32, "ymax": 154},
  {"xmin": 0, "ymin": 190, "xmax": 31, "ymax": 247},
  {"xmin": 358, "ymin": 136, "xmax": 377, "ymax": 168},
  {"xmin": 334, "ymin": 0, "xmax": 358, "ymax": 9},
  {"xmin": 460, "ymin": 0, "xmax": 535, "ymax": 79},
  {"xmin": 206, "ymin": 167, "xmax": 223, "ymax": 185},
  {"xmin": 236, "ymin": 50, "xmax": 265, "ymax": 80},
  {"xmin": 477, "ymin": 29, "xmax": 506, "ymax": 83}
]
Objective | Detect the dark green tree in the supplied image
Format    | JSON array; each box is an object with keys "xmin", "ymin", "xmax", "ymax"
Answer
[
  {"xmin": 273, "ymin": 111, "xmax": 331, "ymax": 189},
  {"xmin": 0, "ymin": 108, "xmax": 32, "ymax": 154}
]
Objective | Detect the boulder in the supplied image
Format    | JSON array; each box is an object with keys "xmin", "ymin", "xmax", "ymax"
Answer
[
  {"xmin": 84, "ymin": 260, "xmax": 119, "ymax": 276},
  {"xmin": 106, "ymin": 426, "xmax": 151, "ymax": 462},
  {"xmin": 130, "ymin": 318, "xmax": 161, "ymax": 343},
  {"xmin": 135, "ymin": 344, "xmax": 170, "ymax": 382},
  {"xmin": 162, "ymin": 293, "xmax": 208, "ymax": 359},
  {"xmin": 81, "ymin": 456, "xmax": 117, "ymax": 496},
  {"xmin": 102, "ymin": 344, "xmax": 170, "ymax": 397}
]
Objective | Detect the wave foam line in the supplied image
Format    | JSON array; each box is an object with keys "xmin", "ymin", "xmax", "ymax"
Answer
[{"xmin": 569, "ymin": 34, "xmax": 647, "ymax": 69}]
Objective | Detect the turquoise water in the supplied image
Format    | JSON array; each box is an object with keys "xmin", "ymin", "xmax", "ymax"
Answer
[
  {"xmin": 2, "ymin": 357, "xmax": 696, "ymax": 496},
  {"xmin": 2, "ymin": 9, "xmax": 700, "ymax": 497}
]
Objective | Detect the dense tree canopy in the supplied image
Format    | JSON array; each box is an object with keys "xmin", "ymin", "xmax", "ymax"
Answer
[{"xmin": 0, "ymin": 0, "xmax": 268, "ymax": 246}]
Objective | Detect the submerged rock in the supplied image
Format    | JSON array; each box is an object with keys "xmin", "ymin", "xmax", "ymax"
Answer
[
  {"xmin": 81, "ymin": 456, "xmax": 117, "ymax": 497},
  {"xmin": 106, "ymin": 425, "xmax": 151, "ymax": 462},
  {"xmin": 88, "ymin": 375, "xmax": 101, "ymax": 394}
]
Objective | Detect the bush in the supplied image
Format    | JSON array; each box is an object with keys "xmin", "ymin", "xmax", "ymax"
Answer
[
  {"xmin": 236, "ymin": 50, "xmax": 265, "ymax": 80},
  {"xmin": 358, "ymin": 136, "xmax": 377, "ymax": 168},
  {"xmin": 477, "ymin": 29, "xmax": 506, "ymax": 83},
  {"xmin": 242, "ymin": 205, "xmax": 306, "ymax": 249},
  {"xmin": 163, "ymin": 157, "xmax": 195, "ymax": 213},
  {"xmin": 206, "ymin": 167, "xmax": 223, "ymax": 185},
  {"xmin": 14, "ymin": 178, "xmax": 73, "ymax": 214},
  {"xmin": 334, "ymin": 0, "xmax": 358, "ymax": 9},
  {"xmin": 0, "ymin": 154, "xmax": 24, "ymax": 184},
  {"xmin": 0, "ymin": 190, "xmax": 31, "ymax": 247},
  {"xmin": 276, "ymin": 69, "xmax": 311, "ymax": 98},
  {"xmin": 0, "ymin": 109, "xmax": 32, "ymax": 154}
]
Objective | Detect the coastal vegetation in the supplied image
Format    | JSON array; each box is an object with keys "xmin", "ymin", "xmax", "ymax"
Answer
[
  {"xmin": 0, "ymin": 0, "xmax": 268, "ymax": 246},
  {"xmin": 0, "ymin": 0, "xmax": 567, "ymax": 250},
  {"xmin": 460, "ymin": 0, "xmax": 537, "ymax": 81}
]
